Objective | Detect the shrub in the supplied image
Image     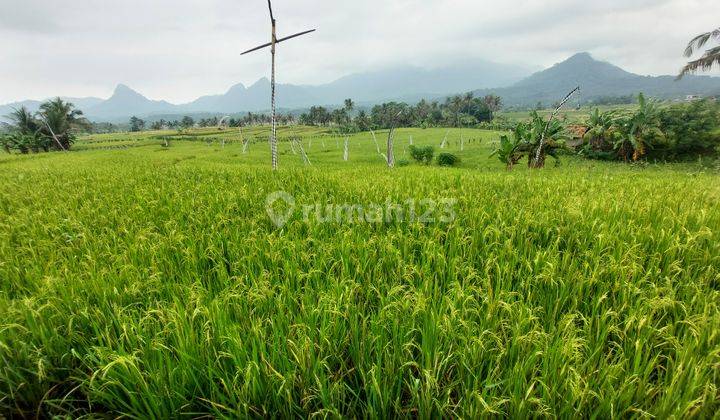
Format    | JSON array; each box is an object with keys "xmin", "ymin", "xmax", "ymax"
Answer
[
  {"xmin": 409, "ymin": 145, "xmax": 434, "ymax": 165},
  {"xmin": 580, "ymin": 96, "xmax": 720, "ymax": 162},
  {"xmin": 0, "ymin": 134, "xmax": 10, "ymax": 154},
  {"xmin": 654, "ymin": 100, "xmax": 720, "ymax": 159},
  {"xmin": 397, "ymin": 159, "xmax": 410, "ymax": 167},
  {"xmin": 437, "ymin": 152, "xmax": 460, "ymax": 167}
]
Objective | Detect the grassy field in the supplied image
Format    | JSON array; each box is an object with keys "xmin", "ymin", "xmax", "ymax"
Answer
[
  {"xmin": 1, "ymin": 127, "xmax": 719, "ymax": 417},
  {"xmin": 498, "ymin": 104, "xmax": 640, "ymax": 124}
]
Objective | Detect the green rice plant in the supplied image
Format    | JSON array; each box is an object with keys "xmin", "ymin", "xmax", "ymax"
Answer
[{"xmin": 0, "ymin": 126, "xmax": 718, "ymax": 418}]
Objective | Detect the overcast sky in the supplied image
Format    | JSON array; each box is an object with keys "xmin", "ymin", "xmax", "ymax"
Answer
[{"xmin": 1, "ymin": 0, "xmax": 719, "ymax": 104}]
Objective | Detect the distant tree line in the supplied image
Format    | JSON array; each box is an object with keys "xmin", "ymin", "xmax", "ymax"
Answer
[
  {"xmin": 124, "ymin": 93, "xmax": 503, "ymax": 133},
  {"xmin": 299, "ymin": 93, "xmax": 502, "ymax": 132},
  {"xmin": 129, "ymin": 112, "xmax": 299, "ymax": 132}
]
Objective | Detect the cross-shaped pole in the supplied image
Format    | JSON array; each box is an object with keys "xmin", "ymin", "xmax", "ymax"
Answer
[{"xmin": 242, "ymin": 0, "xmax": 316, "ymax": 170}]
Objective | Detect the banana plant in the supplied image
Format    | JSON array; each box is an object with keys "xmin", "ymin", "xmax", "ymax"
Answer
[
  {"xmin": 491, "ymin": 111, "xmax": 569, "ymax": 169},
  {"xmin": 492, "ymin": 133, "xmax": 522, "ymax": 170},
  {"xmin": 581, "ymin": 108, "xmax": 624, "ymax": 154},
  {"xmin": 615, "ymin": 94, "xmax": 665, "ymax": 161}
]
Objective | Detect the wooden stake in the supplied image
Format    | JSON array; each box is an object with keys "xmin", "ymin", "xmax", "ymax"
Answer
[{"xmin": 441, "ymin": 130, "xmax": 449, "ymax": 149}]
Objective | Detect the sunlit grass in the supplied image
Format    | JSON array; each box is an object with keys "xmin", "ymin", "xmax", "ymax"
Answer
[{"xmin": 1, "ymin": 127, "xmax": 719, "ymax": 417}]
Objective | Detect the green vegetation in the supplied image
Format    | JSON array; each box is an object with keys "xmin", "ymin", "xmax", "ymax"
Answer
[
  {"xmin": 437, "ymin": 152, "xmax": 460, "ymax": 167},
  {"xmin": 1, "ymin": 98, "xmax": 89, "ymax": 153},
  {"xmin": 1, "ymin": 126, "xmax": 719, "ymax": 417},
  {"xmin": 491, "ymin": 111, "xmax": 568, "ymax": 169},
  {"xmin": 679, "ymin": 26, "xmax": 720, "ymax": 78},
  {"xmin": 409, "ymin": 145, "xmax": 435, "ymax": 165},
  {"xmin": 490, "ymin": 95, "xmax": 720, "ymax": 167},
  {"xmin": 581, "ymin": 96, "xmax": 720, "ymax": 161},
  {"xmin": 299, "ymin": 93, "xmax": 500, "ymax": 132}
]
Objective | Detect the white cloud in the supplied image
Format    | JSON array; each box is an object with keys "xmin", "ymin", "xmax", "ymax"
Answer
[{"xmin": 0, "ymin": 0, "xmax": 718, "ymax": 103}]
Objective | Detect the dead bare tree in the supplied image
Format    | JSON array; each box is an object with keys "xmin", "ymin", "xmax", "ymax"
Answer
[
  {"xmin": 371, "ymin": 130, "xmax": 381, "ymax": 154},
  {"xmin": 531, "ymin": 86, "xmax": 580, "ymax": 168},
  {"xmin": 217, "ymin": 116, "xmax": 231, "ymax": 130},
  {"xmin": 386, "ymin": 111, "xmax": 403, "ymax": 168},
  {"xmin": 440, "ymin": 130, "xmax": 449, "ymax": 149},
  {"xmin": 239, "ymin": 126, "xmax": 249, "ymax": 153},
  {"xmin": 38, "ymin": 116, "xmax": 67, "ymax": 152},
  {"xmin": 297, "ymin": 139, "xmax": 311, "ymax": 165}
]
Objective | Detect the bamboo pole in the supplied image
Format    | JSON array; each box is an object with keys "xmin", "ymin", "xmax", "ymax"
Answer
[{"xmin": 269, "ymin": 18, "xmax": 278, "ymax": 170}]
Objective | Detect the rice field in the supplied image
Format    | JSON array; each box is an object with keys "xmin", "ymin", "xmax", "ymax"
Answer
[{"xmin": 1, "ymin": 127, "xmax": 719, "ymax": 417}]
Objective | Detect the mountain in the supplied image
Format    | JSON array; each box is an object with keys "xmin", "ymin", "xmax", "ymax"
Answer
[
  {"xmin": 183, "ymin": 78, "xmax": 320, "ymax": 114},
  {"xmin": 3, "ymin": 60, "xmax": 535, "ymax": 122},
  {"xmin": 302, "ymin": 60, "xmax": 535, "ymax": 105},
  {"xmin": 84, "ymin": 84, "xmax": 178, "ymax": 120},
  {"xmin": 474, "ymin": 52, "xmax": 720, "ymax": 106},
  {"xmin": 0, "ymin": 97, "xmax": 103, "ymax": 121},
  {"xmin": 3, "ymin": 53, "xmax": 720, "ymax": 122}
]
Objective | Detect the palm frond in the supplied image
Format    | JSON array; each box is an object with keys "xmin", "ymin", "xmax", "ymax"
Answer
[
  {"xmin": 679, "ymin": 46, "xmax": 720, "ymax": 78},
  {"xmin": 684, "ymin": 28, "xmax": 720, "ymax": 57}
]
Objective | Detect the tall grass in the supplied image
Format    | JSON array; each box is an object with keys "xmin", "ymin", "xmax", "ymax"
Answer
[{"xmin": 0, "ymin": 128, "xmax": 719, "ymax": 417}]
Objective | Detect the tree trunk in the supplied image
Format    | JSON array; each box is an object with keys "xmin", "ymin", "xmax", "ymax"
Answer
[
  {"xmin": 529, "ymin": 150, "xmax": 546, "ymax": 168},
  {"xmin": 387, "ymin": 129, "xmax": 395, "ymax": 168}
]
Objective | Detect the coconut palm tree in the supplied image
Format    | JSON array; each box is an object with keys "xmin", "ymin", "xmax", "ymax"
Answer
[
  {"xmin": 8, "ymin": 107, "xmax": 40, "ymax": 136},
  {"xmin": 0, "ymin": 134, "xmax": 10, "ymax": 154},
  {"xmin": 483, "ymin": 95, "xmax": 503, "ymax": 113},
  {"xmin": 445, "ymin": 95, "xmax": 465, "ymax": 127},
  {"xmin": 5, "ymin": 107, "xmax": 51, "ymax": 152},
  {"xmin": 678, "ymin": 27, "xmax": 720, "ymax": 78},
  {"xmin": 37, "ymin": 98, "xmax": 89, "ymax": 150}
]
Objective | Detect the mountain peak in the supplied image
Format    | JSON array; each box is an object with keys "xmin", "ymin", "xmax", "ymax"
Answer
[
  {"xmin": 226, "ymin": 83, "xmax": 246, "ymax": 94},
  {"xmin": 565, "ymin": 52, "xmax": 594, "ymax": 63},
  {"xmin": 113, "ymin": 84, "xmax": 138, "ymax": 94},
  {"xmin": 250, "ymin": 77, "xmax": 271, "ymax": 88},
  {"xmin": 110, "ymin": 84, "xmax": 150, "ymax": 102},
  {"xmin": 518, "ymin": 52, "xmax": 635, "ymax": 85}
]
